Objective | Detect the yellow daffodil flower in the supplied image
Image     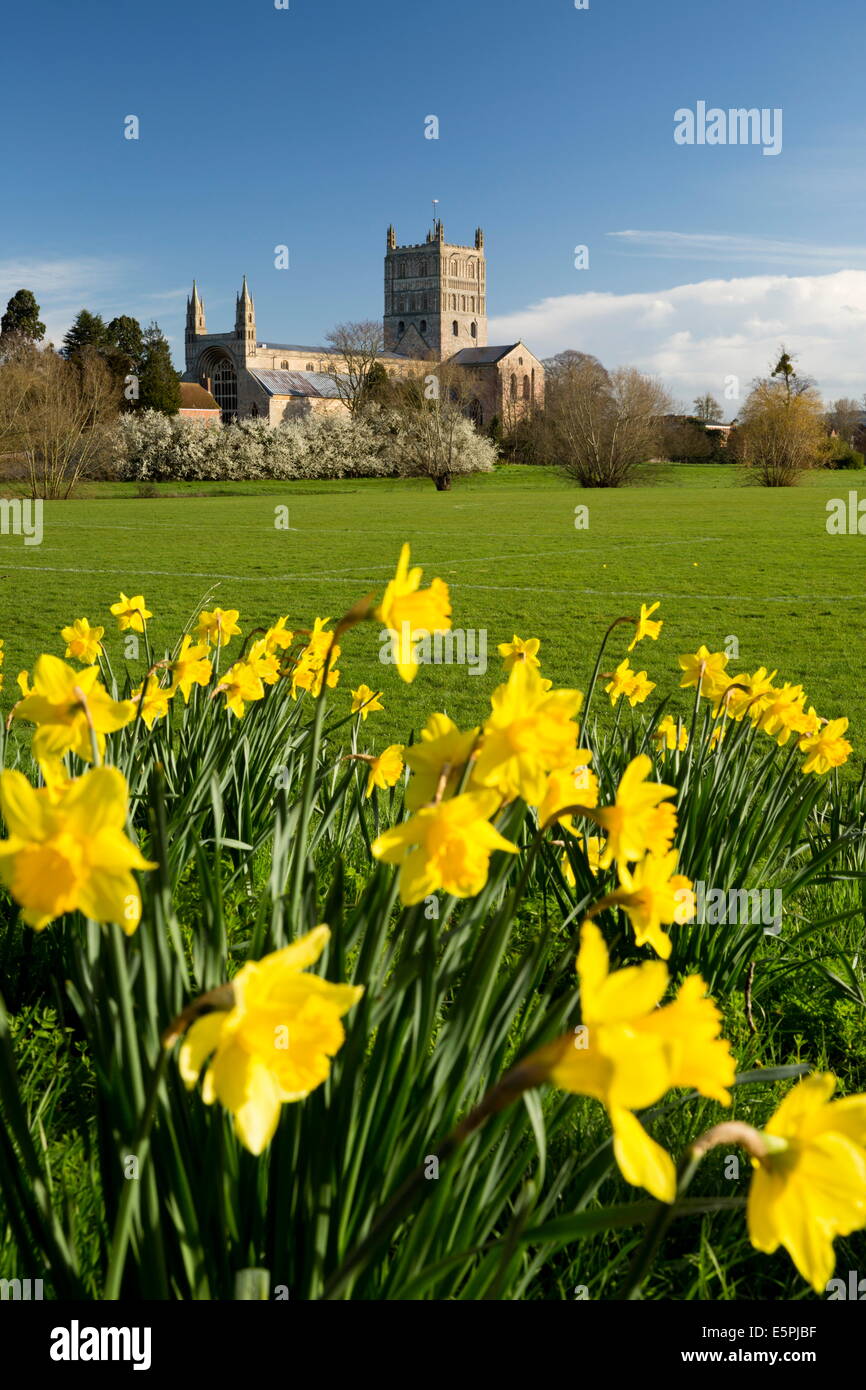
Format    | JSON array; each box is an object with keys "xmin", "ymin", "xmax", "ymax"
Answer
[
  {"xmin": 264, "ymin": 617, "xmax": 294, "ymax": 653},
  {"xmin": 404, "ymin": 713, "xmax": 480, "ymax": 811},
  {"xmin": 799, "ymin": 717, "xmax": 852, "ymax": 775},
  {"xmin": 131, "ymin": 675, "xmax": 173, "ymax": 730},
  {"xmin": 365, "ymin": 744, "xmax": 404, "ymax": 798},
  {"xmin": 109, "ymin": 592, "xmax": 152, "ymax": 633},
  {"xmin": 604, "ymin": 849, "xmax": 695, "ymax": 960},
  {"xmin": 497, "ymin": 635, "xmax": 541, "ymax": 672},
  {"xmin": 747, "ymin": 1073, "xmax": 866, "ymax": 1293},
  {"xmin": 0, "ymin": 766, "xmax": 155, "ymax": 932},
  {"xmin": 627, "ymin": 601, "xmax": 663, "ymax": 652},
  {"xmin": 61, "ymin": 617, "xmax": 104, "ymax": 665},
  {"xmin": 678, "ymin": 645, "xmax": 730, "ymax": 701},
  {"xmin": 219, "ymin": 661, "xmax": 265, "ymax": 718},
  {"xmin": 534, "ymin": 922, "xmax": 734, "ymax": 1201},
  {"xmin": 375, "ymin": 543, "xmax": 452, "ymax": 683},
  {"xmin": 196, "ymin": 607, "xmax": 241, "ymax": 649},
  {"xmin": 537, "ymin": 754, "xmax": 599, "ymax": 833},
  {"xmin": 351, "ymin": 684, "xmax": 384, "ymax": 720},
  {"xmin": 177, "ymin": 926, "xmax": 363, "ymax": 1155},
  {"xmin": 13, "ymin": 655, "xmax": 135, "ymax": 763},
  {"xmin": 653, "ymin": 715, "xmax": 688, "ymax": 752},
  {"xmin": 291, "ymin": 618, "xmax": 341, "ymax": 699},
  {"xmin": 594, "ymin": 755, "xmax": 677, "ymax": 868},
  {"xmin": 170, "ymin": 635, "xmax": 213, "ymax": 702},
  {"xmin": 473, "ymin": 662, "xmax": 583, "ymax": 807},
  {"xmin": 372, "ymin": 790, "xmax": 518, "ymax": 904}
]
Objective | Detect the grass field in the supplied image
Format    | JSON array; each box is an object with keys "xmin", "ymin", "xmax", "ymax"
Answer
[{"xmin": 1, "ymin": 462, "xmax": 863, "ymax": 755}]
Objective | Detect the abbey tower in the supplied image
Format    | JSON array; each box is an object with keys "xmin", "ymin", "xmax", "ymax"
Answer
[{"xmin": 383, "ymin": 221, "xmax": 488, "ymax": 359}]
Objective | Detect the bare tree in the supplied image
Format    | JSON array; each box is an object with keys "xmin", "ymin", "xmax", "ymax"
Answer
[
  {"xmin": 545, "ymin": 358, "xmax": 671, "ymax": 487},
  {"xmin": 4, "ymin": 347, "xmax": 122, "ymax": 498},
  {"xmin": 826, "ymin": 397, "xmax": 862, "ymax": 444},
  {"xmin": 692, "ymin": 393, "xmax": 724, "ymax": 422},
  {"xmin": 322, "ymin": 320, "xmax": 386, "ymax": 415},
  {"xmin": 737, "ymin": 378, "xmax": 824, "ymax": 486}
]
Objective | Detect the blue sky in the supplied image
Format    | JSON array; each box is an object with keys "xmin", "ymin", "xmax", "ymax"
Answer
[{"xmin": 4, "ymin": 0, "xmax": 866, "ymax": 401}]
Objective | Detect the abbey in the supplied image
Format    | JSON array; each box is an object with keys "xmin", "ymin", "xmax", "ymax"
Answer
[{"xmin": 183, "ymin": 220, "xmax": 544, "ymax": 428}]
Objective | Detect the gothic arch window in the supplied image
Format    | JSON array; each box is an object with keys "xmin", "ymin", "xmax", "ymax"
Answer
[
  {"xmin": 452, "ymin": 320, "xmax": 459, "ymax": 336},
  {"xmin": 510, "ymin": 374, "xmax": 517, "ymax": 401},
  {"xmin": 531, "ymin": 368, "xmax": 536, "ymax": 397},
  {"xmin": 212, "ymin": 358, "xmax": 238, "ymax": 424},
  {"xmin": 249, "ymin": 402, "xmax": 259, "ymax": 418},
  {"xmin": 306, "ymin": 362, "xmax": 315, "ymax": 371},
  {"xmin": 398, "ymin": 321, "xmax": 405, "ymax": 335},
  {"xmin": 471, "ymin": 297, "xmax": 475, "ymax": 312},
  {"xmin": 451, "ymin": 294, "xmax": 456, "ymax": 310},
  {"xmin": 523, "ymin": 375, "xmax": 531, "ymax": 400},
  {"xmin": 469, "ymin": 398, "xmax": 483, "ymax": 427},
  {"xmin": 450, "ymin": 258, "xmax": 457, "ymax": 275},
  {"xmin": 461, "ymin": 296, "xmax": 466, "ymax": 311},
  {"xmin": 281, "ymin": 360, "xmax": 289, "ymax": 368},
  {"xmin": 420, "ymin": 319, "xmax": 427, "ymax": 334},
  {"xmin": 470, "ymin": 321, "xmax": 477, "ymax": 339}
]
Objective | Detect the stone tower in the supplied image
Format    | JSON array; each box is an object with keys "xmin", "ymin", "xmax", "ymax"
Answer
[
  {"xmin": 185, "ymin": 281, "xmax": 206, "ymax": 372},
  {"xmin": 384, "ymin": 221, "xmax": 488, "ymax": 358},
  {"xmin": 235, "ymin": 275, "xmax": 256, "ymax": 362}
]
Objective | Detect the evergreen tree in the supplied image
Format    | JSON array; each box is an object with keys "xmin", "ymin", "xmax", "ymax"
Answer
[
  {"xmin": 1, "ymin": 289, "xmax": 46, "ymax": 342},
  {"xmin": 62, "ymin": 309, "xmax": 109, "ymax": 360},
  {"xmin": 138, "ymin": 322, "xmax": 181, "ymax": 414},
  {"xmin": 107, "ymin": 315, "xmax": 144, "ymax": 372}
]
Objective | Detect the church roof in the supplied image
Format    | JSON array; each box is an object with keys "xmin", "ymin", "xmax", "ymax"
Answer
[
  {"xmin": 450, "ymin": 345, "xmax": 520, "ymax": 365},
  {"xmin": 248, "ymin": 369, "xmax": 345, "ymax": 398},
  {"xmin": 179, "ymin": 382, "xmax": 219, "ymax": 409}
]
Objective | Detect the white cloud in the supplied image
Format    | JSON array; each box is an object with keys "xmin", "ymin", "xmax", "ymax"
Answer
[
  {"xmin": 489, "ymin": 269, "xmax": 866, "ymax": 406},
  {"xmin": 607, "ymin": 230, "xmax": 866, "ymax": 267}
]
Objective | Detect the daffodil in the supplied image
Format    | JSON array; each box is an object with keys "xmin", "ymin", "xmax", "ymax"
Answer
[
  {"xmin": 754, "ymin": 682, "xmax": 809, "ymax": 745},
  {"xmin": 562, "ymin": 834, "xmax": 605, "ymax": 885},
  {"xmin": 371, "ymin": 790, "xmax": 518, "ymax": 904},
  {"xmin": 603, "ymin": 849, "xmax": 695, "ymax": 960},
  {"xmin": 291, "ymin": 618, "xmax": 341, "ymax": 699},
  {"xmin": 747, "ymin": 1073, "xmax": 866, "ymax": 1293},
  {"xmin": 0, "ymin": 766, "xmax": 155, "ymax": 932},
  {"xmin": 218, "ymin": 661, "xmax": 265, "ymax": 718},
  {"xmin": 246, "ymin": 638, "xmax": 281, "ymax": 686},
  {"xmin": 197, "ymin": 607, "xmax": 241, "ymax": 649},
  {"xmin": 715, "ymin": 667, "xmax": 777, "ymax": 721},
  {"xmin": 264, "ymin": 617, "xmax": 294, "ymax": 653},
  {"xmin": 628, "ymin": 601, "xmax": 663, "ymax": 652},
  {"xmin": 365, "ymin": 744, "xmax": 404, "ymax": 798},
  {"xmin": 177, "ymin": 926, "xmax": 363, "ymax": 1155},
  {"xmin": 131, "ymin": 675, "xmax": 173, "ymax": 730},
  {"xmin": 351, "ymin": 684, "xmax": 384, "ymax": 720},
  {"xmin": 61, "ymin": 618, "xmax": 104, "ymax": 665},
  {"xmin": 653, "ymin": 715, "xmax": 688, "ymax": 752},
  {"xmin": 170, "ymin": 635, "xmax": 213, "ymax": 702},
  {"xmin": 403, "ymin": 714, "xmax": 479, "ymax": 811},
  {"xmin": 13, "ymin": 655, "xmax": 135, "ymax": 763},
  {"xmin": 537, "ymin": 754, "xmax": 599, "ymax": 833},
  {"xmin": 605, "ymin": 658, "xmax": 637, "ymax": 707},
  {"xmin": 375, "ymin": 543, "xmax": 452, "ymax": 683},
  {"xmin": 799, "ymin": 717, "xmax": 852, "ymax": 775},
  {"xmin": 593, "ymin": 755, "xmax": 677, "ymax": 869},
  {"xmin": 532, "ymin": 922, "xmax": 734, "ymax": 1202},
  {"xmin": 473, "ymin": 662, "xmax": 583, "ymax": 806},
  {"xmin": 110, "ymin": 592, "xmax": 152, "ymax": 633},
  {"xmin": 678, "ymin": 645, "xmax": 730, "ymax": 701},
  {"xmin": 497, "ymin": 635, "xmax": 541, "ymax": 672}
]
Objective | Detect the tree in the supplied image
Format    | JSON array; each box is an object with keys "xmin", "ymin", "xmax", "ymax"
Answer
[
  {"xmin": 769, "ymin": 345, "xmax": 815, "ymax": 400},
  {"xmin": 107, "ymin": 315, "xmax": 144, "ymax": 372},
  {"xmin": 545, "ymin": 358, "xmax": 671, "ymax": 487},
  {"xmin": 692, "ymin": 393, "xmax": 723, "ymax": 423},
  {"xmin": 542, "ymin": 350, "xmax": 608, "ymax": 388},
  {"xmin": 138, "ymin": 323, "xmax": 181, "ymax": 414},
  {"xmin": 322, "ymin": 320, "xmax": 387, "ymax": 414},
  {"xmin": 62, "ymin": 309, "xmax": 109, "ymax": 360},
  {"xmin": 1, "ymin": 289, "xmax": 45, "ymax": 343},
  {"xmin": 826, "ymin": 397, "xmax": 862, "ymax": 444},
  {"xmin": 386, "ymin": 360, "xmax": 495, "ymax": 489},
  {"xmin": 737, "ymin": 378, "xmax": 824, "ymax": 486},
  {"xmin": 2, "ymin": 348, "xmax": 121, "ymax": 498}
]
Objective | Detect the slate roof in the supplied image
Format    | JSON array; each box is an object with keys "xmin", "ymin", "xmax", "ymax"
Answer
[
  {"xmin": 450, "ymin": 345, "xmax": 520, "ymax": 366},
  {"xmin": 248, "ymin": 369, "xmax": 345, "ymax": 398}
]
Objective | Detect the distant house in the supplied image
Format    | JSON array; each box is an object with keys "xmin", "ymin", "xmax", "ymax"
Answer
[{"xmin": 178, "ymin": 382, "xmax": 220, "ymax": 425}]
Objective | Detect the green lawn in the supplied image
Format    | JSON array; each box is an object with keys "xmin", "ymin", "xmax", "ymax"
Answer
[{"xmin": 1, "ymin": 463, "xmax": 863, "ymax": 756}]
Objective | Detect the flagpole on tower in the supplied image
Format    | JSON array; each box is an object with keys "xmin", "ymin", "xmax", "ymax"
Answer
[{"xmin": 432, "ymin": 198, "xmax": 439, "ymax": 234}]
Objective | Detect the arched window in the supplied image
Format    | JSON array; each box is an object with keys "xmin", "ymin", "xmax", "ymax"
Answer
[
  {"xmin": 452, "ymin": 320, "xmax": 459, "ymax": 336},
  {"xmin": 469, "ymin": 398, "xmax": 483, "ymax": 427},
  {"xmin": 249, "ymin": 402, "xmax": 259, "ymax": 418},
  {"xmin": 510, "ymin": 374, "xmax": 517, "ymax": 401},
  {"xmin": 306, "ymin": 362, "xmax": 315, "ymax": 371},
  {"xmin": 461, "ymin": 295, "xmax": 466, "ymax": 311},
  {"xmin": 420, "ymin": 319, "xmax": 427, "ymax": 334},
  {"xmin": 212, "ymin": 358, "xmax": 238, "ymax": 424},
  {"xmin": 523, "ymin": 375, "xmax": 530, "ymax": 400},
  {"xmin": 281, "ymin": 360, "xmax": 289, "ymax": 368},
  {"xmin": 471, "ymin": 297, "xmax": 475, "ymax": 311},
  {"xmin": 470, "ymin": 321, "xmax": 477, "ymax": 339},
  {"xmin": 398, "ymin": 321, "xmax": 405, "ymax": 335},
  {"xmin": 451, "ymin": 294, "xmax": 457, "ymax": 310},
  {"xmin": 531, "ymin": 368, "xmax": 536, "ymax": 398}
]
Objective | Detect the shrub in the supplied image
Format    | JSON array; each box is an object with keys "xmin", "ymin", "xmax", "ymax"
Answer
[{"xmin": 817, "ymin": 436, "xmax": 865, "ymax": 470}]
